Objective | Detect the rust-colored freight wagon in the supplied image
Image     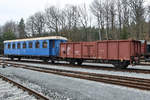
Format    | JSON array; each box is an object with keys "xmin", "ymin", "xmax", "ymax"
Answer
[{"xmin": 60, "ymin": 40, "xmax": 141, "ymax": 68}]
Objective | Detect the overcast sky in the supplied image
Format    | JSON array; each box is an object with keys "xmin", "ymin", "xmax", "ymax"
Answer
[
  {"xmin": 0, "ymin": 0, "xmax": 92, "ymax": 25},
  {"xmin": 0, "ymin": 0, "xmax": 149, "ymax": 26}
]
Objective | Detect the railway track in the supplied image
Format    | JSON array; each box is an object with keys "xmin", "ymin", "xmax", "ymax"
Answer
[
  {"xmin": 2, "ymin": 59, "xmax": 150, "ymax": 74},
  {"xmin": 0, "ymin": 74, "xmax": 49, "ymax": 100},
  {"xmin": 1, "ymin": 61, "xmax": 150, "ymax": 91},
  {"xmin": 138, "ymin": 63, "xmax": 150, "ymax": 66}
]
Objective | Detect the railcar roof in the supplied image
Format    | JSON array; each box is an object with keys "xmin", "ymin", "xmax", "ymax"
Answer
[
  {"xmin": 4, "ymin": 36, "xmax": 67, "ymax": 43},
  {"xmin": 147, "ymin": 42, "xmax": 150, "ymax": 45}
]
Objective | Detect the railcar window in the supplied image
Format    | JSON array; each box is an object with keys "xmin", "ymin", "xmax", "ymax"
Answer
[
  {"xmin": 29, "ymin": 42, "xmax": 32, "ymax": 48},
  {"xmin": 12, "ymin": 43, "xmax": 16, "ymax": 49},
  {"xmin": 42, "ymin": 41, "xmax": 47, "ymax": 48},
  {"xmin": 23, "ymin": 42, "xmax": 26, "ymax": 48},
  {"xmin": 35, "ymin": 41, "xmax": 40, "ymax": 48},
  {"xmin": 8, "ymin": 43, "xmax": 10, "ymax": 49},
  {"xmin": 17, "ymin": 43, "xmax": 20, "ymax": 49},
  {"xmin": 53, "ymin": 40, "xmax": 55, "ymax": 48}
]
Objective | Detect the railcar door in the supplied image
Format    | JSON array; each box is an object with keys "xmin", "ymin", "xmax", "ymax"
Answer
[{"xmin": 49, "ymin": 40, "xmax": 55, "ymax": 56}]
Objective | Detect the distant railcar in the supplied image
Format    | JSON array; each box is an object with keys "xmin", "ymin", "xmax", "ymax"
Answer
[
  {"xmin": 60, "ymin": 40, "xmax": 141, "ymax": 68},
  {"xmin": 147, "ymin": 42, "xmax": 150, "ymax": 54},
  {"xmin": 4, "ymin": 36, "xmax": 67, "ymax": 61},
  {"xmin": 143, "ymin": 41, "xmax": 150, "ymax": 60},
  {"xmin": 139, "ymin": 40, "xmax": 147, "ymax": 56}
]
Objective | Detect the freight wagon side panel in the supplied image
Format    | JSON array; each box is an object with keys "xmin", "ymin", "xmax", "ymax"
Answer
[
  {"xmin": 119, "ymin": 42, "xmax": 130, "ymax": 60},
  {"xmin": 66, "ymin": 43, "xmax": 74, "ymax": 58},
  {"xmin": 108, "ymin": 42, "xmax": 118, "ymax": 60},
  {"xmin": 60, "ymin": 43, "xmax": 67, "ymax": 58},
  {"xmin": 134, "ymin": 42, "xmax": 138, "ymax": 56},
  {"xmin": 82, "ymin": 42, "xmax": 96, "ymax": 59},
  {"xmin": 97, "ymin": 41, "xmax": 131, "ymax": 60},
  {"xmin": 74, "ymin": 43, "xmax": 82, "ymax": 58},
  {"xmin": 97, "ymin": 42, "xmax": 107, "ymax": 59}
]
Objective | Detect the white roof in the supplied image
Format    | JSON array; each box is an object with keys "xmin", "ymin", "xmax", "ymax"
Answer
[
  {"xmin": 147, "ymin": 42, "xmax": 150, "ymax": 45},
  {"xmin": 4, "ymin": 36, "xmax": 67, "ymax": 43},
  {"xmin": 139, "ymin": 40, "xmax": 146, "ymax": 43}
]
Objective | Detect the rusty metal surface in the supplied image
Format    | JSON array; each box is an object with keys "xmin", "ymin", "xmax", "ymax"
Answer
[{"xmin": 60, "ymin": 40, "xmax": 141, "ymax": 61}]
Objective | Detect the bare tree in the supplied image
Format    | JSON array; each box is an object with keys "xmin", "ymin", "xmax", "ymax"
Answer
[
  {"xmin": 79, "ymin": 4, "xmax": 89, "ymax": 41},
  {"xmin": 45, "ymin": 6, "xmax": 61, "ymax": 35},
  {"xmin": 117, "ymin": 0, "xmax": 131, "ymax": 39},
  {"xmin": 103, "ymin": 0, "xmax": 111, "ymax": 40},
  {"xmin": 26, "ymin": 12, "xmax": 45, "ymax": 37},
  {"xmin": 122, "ymin": 0, "xmax": 130, "ymax": 27},
  {"xmin": 26, "ymin": 16, "xmax": 35, "ymax": 37},
  {"xmin": 109, "ymin": 1, "xmax": 116, "ymax": 39},
  {"xmin": 147, "ymin": 6, "xmax": 150, "ymax": 38},
  {"xmin": 129, "ymin": 0, "xmax": 145, "ymax": 39},
  {"xmin": 59, "ymin": 10, "xmax": 67, "ymax": 35},
  {"xmin": 116, "ymin": 0, "xmax": 122, "ymax": 39},
  {"xmin": 65, "ymin": 5, "xmax": 80, "ymax": 40},
  {"xmin": 90, "ymin": 0, "xmax": 105, "ymax": 40},
  {"xmin": 2, "ymin": 21, "xmax": 18, "ymax": 37},
  {"xmin": 33, "ymin": 12, "xmax": 45, "ymax": 36}
]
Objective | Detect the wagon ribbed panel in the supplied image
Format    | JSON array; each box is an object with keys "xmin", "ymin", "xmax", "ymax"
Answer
[{"xmin": 60, "ymin": 40, "xmax": 141, "ymax": 62}]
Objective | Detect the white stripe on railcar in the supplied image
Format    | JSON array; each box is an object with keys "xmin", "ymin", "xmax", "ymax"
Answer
[{"xmin": 4, "ymin": 36, "xmax": 67, "ymax": 43}]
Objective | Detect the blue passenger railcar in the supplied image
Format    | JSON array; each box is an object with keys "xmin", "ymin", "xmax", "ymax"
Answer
[{"xmin": 4, "ymin": 36, "xmax": 67, "ymax": 60}]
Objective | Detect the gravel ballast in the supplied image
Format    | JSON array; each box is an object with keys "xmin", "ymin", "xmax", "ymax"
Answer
[{"xmin": 0, "ymin": 66, "xmax": 150, "ymax": 100}]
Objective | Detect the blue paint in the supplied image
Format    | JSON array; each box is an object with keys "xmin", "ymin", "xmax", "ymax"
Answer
[{"xmin": 4, "ymin": 39, "xmax": 67, "ymax": 57}]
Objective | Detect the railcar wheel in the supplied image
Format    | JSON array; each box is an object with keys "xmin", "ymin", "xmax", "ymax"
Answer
[
  {"xmin": 18, "ymin": 57, "xmax": 21, "ymax": 61},
  {"xmin": 51, "ymin": 60, "xmax": 55, "ymax": 64},
  {"xmin": 10, "ymin": 57, "xmax": 14, "ymax": 61},
  {"xmin": 77, "ymin": 60, "xmax": 83, "ymax": 65},
  {"xmin": 113, "ymin": 61, "xmax": 129, "ymax": 69},
  {"xmin": 69, "ymin": 60, "xmax": 75, "ymax": 65},
  {"xmin": 43, "ymin": 59, "xmax": 48, "ymax": 62}
]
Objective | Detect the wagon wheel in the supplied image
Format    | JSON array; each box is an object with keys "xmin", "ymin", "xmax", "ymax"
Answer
[
  {"xmin": 77, "ymin": 60, "xmax": 83, "ymax": 65},
  {"xmin": 18, "ymin": 57, "xmax": 21, "ymax": 61},
  {"xmin": 113, "ymin": 61, "xmax": 129, "ymax": 69},
  {"xmin": 69, "ymin": 60, "xmax": 75, "ymax": 65},
  {"xmin": 51, "ymin": 60, "xmax": 55, "ymax": 64},
  {"xmin": 10, "ymin": 57, "xmax": 14, "ymax": 61},
  {"xmin": 114, "ymin": 64, "xmax": 128, "ymax": 69},
  {"xmin": 43, "ymin": 59, "xmax": 48, "ymax": 62}
]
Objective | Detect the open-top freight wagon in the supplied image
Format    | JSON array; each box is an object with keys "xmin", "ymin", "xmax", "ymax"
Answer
[{"xmin": 60, "ymin": 40, "xmax": 141, "ymax": 68}]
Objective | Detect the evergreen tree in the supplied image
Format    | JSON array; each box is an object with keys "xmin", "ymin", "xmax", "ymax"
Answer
[
  {"xmin": 3, "ymin": 29, "xmax": 16, "ymax": 40},
  {"xmin": 18, "ymin": 18, "xmax": 26, "ymax": 38}
]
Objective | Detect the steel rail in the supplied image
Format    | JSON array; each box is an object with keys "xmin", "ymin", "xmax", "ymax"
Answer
[
  {"xmin": 2, "ymin": 61, "xmax": 150, "ymax": 91},
  {"xmin": 2, "ymin": 59, "xmax": 150, "ymax": 74},
  {"xmin": 0, "ymin": 74, "xmax": 49, "ymax": 100}
]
